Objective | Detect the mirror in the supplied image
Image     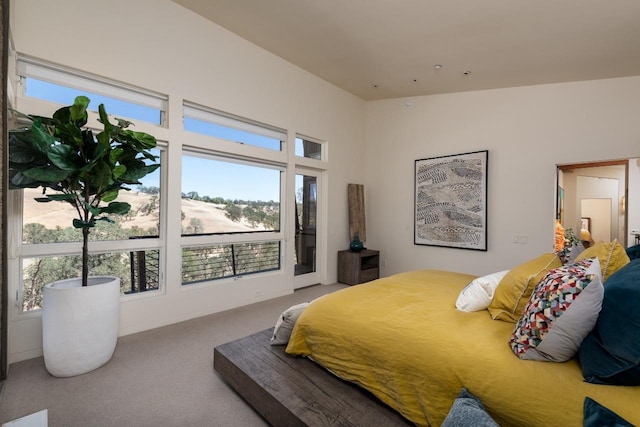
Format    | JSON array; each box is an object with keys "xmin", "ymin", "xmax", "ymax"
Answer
[{"xmin": 557, "ymin": 159, "xmax": 640, "ymax": 248}]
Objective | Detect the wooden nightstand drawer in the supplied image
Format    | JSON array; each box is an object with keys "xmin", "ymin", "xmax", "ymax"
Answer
[
  {"xmin": 337, "ymin": 249, "xmax": 380, "ymax": 285},
  {"xmin": 359, "ymin": 267, "xmax": 379, "ymax": 284}
]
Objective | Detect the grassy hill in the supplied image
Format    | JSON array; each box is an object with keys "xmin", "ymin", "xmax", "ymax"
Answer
[{"xmin": 22, "ymin": 188, "xmax": 258, "ymax": 234}]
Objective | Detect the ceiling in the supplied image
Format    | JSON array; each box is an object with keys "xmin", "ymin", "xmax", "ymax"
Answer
[{"xmin": 172, "ymin": 0, "xmax": 640, "ymax": 101}]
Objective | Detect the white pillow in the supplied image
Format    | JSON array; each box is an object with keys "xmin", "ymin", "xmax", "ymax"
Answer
[
  {"xmin": 455, "ymin": 270, "xmax": 510, "ymax": 312},
  {"xmin": 270, "ymin": 302, "xmax": 310, "ymax": 345}
]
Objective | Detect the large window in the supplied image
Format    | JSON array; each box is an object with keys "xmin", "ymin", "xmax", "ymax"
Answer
[
  {"xmin": 22, "ymin": 148, "xmax": 162, "ymax": 244},
  {"xmin": 21, "ymin": 250, "xmax": 160, "ymax": 311},
  {"xmin": 181, "ymin": 154, "xmax": 281, "ymax": 235},
  {"xmin": 16, "ymin": 143, "xmax": 164, "ymax": 312},
  {"xmin": 18, "ymin": 56, "xmax": 168, "ymax": 126},
  {"xmin": 181, "ymin": 103, "xmax": 286, "ymax": 285},
  {"xmin": 12, "ymin": 58, "xmax": 166, "ymax": 312}
]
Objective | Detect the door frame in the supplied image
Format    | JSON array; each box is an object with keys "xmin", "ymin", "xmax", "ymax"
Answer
[{"xmin": 293, "ymin": 168, "xmax": 323, "ymax": 289}]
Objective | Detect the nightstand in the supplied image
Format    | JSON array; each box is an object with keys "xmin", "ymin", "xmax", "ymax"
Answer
[{"xmin": 337, "ymin": 249, "xmax": 380, "ymax": 285}]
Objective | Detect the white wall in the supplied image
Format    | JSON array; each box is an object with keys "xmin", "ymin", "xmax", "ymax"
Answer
[
  {"xmin": 365, "ymin": 77, "xmax": 640, "ymax": 276},
  {"xmin": 9, "ymin": 0, "xmax": 365, "ymax": 363}
]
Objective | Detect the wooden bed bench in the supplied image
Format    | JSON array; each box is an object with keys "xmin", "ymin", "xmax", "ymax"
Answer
[{"xmin": 213, "ymin": 328, "xmax": 412, "ymax": 427}]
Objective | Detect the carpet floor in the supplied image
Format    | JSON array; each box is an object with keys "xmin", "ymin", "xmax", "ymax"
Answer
[{"xmin": 0, "ymin": 283, "xmax": 347, "ymax": 427}]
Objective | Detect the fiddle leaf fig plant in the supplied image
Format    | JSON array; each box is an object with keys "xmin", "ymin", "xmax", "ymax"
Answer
[{"xmin": 9, "ymin": 95, "xmax": 160, "ymax": 287}]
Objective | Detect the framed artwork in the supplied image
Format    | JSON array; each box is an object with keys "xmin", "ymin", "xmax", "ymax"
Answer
[
  {"xmin": 581, "ymin": 217, "xmax": 591, "ymax": 232},
  {"xmin": 414, "ymin": 150, "xmax": 488, "ymax": 250}
]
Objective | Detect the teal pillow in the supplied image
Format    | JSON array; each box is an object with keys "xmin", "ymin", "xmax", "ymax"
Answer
[
  {"xmin": 441, "ymin": 388, "xmax": 498, "ymax": 427},
  {"xmin": 583, "ymin": 397, "xmax": 633, "ymax": 427},
  {"xmin": 579, "ymin": 259, "xmax": 640, "ymax": 385}
]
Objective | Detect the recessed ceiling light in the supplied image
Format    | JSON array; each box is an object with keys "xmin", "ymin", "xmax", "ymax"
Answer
[
  {"xmin": 411, "ymin": 78, "xmax": 419, "ymax": 84},
  {"xmin": 434, "ymin": 64, "xmax": 442, "ymax": 70},
  {"xmin": 462, "ymin": 70, "xmax": 471, "ymax": 76}
]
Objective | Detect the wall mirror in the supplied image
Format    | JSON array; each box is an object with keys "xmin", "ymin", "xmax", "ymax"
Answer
[{"xmin": 556, "ymin": 158, "xmax": 640, "ymax": 248}]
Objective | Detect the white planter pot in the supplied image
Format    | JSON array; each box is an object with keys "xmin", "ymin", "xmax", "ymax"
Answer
[{"xmin": 42, "ymin": 276, "xmax": 120, "ymax": 377}]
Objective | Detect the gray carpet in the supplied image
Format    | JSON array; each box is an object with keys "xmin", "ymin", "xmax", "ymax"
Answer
[{"xmin": 0, "ymin": 283, "xmax": 347, "ymax": 427}]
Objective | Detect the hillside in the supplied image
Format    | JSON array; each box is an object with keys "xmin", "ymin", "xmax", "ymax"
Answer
[{"xmin": 22, "ymin": 188, "xmax": 258, "ymax": 233}]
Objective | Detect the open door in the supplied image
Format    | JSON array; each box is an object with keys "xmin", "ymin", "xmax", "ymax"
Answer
[{"xmin": 294, "ymin": 169, "xmax": 321, "ymax": 288}]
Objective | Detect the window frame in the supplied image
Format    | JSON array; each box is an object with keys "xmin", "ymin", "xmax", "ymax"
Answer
[
  {"xmin": 180, "ymin": 103, "xmax": 289, "ymax": 286},
  {"xmin": 10, "ymin": 138, "xmax": 168, "ymax": 314},
  {"xmin": 17, "ymin": 55, "xmax": 169, "ymax": 127}
]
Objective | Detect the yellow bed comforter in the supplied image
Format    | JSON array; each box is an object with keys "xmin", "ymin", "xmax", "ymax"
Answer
[{"xmin": 286, "ymin": 270, "xmax": 640, "ymax": 426}]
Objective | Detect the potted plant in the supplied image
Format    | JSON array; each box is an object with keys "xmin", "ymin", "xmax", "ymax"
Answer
[{"xmin": 9, "ymin": 95, "xmax": 159, "ymax": 377}]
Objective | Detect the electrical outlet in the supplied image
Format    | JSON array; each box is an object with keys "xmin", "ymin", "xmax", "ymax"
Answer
[{"xmin": 512, "ymin": 234, "xmax": 528, "ymax": 244}]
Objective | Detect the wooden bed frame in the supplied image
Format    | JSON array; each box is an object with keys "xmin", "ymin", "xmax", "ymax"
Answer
[{"xmin": 213, "ymin": 328, "xmax": 412, "ymax": 427}]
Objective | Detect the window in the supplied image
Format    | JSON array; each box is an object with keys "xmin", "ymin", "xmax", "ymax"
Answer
[
  {"xmin": 181, "ymin": 103, "xmax": 285, "ymax": 285},
  {"xmin": 295, "ymin": 136, "xmax": 323, "ymax": 160},
  {"xmin": 183, "ymin": 102, "xmax": 285, "ymax": 151},
  {"xmin": 181, "ymin": 153, "xmax": 281, "ymax": 235},
  {"xmin": 181, "ymin": 152, "xmax": 283, "ymax": 285},
  {"xmin": 11, "ymin": 59, "xmax": 166, "ymax": 312},
  {"xmin": 182, "ymin": 242, "xmax": 280, "ymax": 284},
  {"xmin": 18, "ymin": 56, "xmax": 168, "ymax": 126},
  {"xmin": 22, "ymin": 148, "xmax": 163, "ymax": 244},
  {"xmin": 21, "ymin": 250, "xmax": 160, "ymax": 312}
]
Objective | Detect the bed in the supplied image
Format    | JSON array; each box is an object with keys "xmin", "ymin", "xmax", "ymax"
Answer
[{"xmin": 285, "ymin": 246, "xmax": 640, "ymax": 426}]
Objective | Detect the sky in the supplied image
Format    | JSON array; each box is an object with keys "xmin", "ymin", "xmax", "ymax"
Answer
[{"xmin": 26, "ymin": 78, "xmax": 290, "ymax": 202}]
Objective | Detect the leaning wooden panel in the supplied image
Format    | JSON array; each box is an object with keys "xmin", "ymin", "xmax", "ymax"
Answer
[
  {"xmin": 347, "ymin": 183, "xmax": 366, "ymax": 242},
  {"xmin": 214, "ymin": 328, "xmax": 411, "ymax": 427}
]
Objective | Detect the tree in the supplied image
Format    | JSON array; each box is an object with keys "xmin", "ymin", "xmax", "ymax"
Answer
[{"xmin": 224, "ymin": 204, "xmax": 242, "ymax": 222}]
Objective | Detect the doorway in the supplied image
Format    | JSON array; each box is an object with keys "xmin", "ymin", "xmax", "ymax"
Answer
[{"xmin": 557, "ymin": 160, "xmax": 627, "ymax": 246}]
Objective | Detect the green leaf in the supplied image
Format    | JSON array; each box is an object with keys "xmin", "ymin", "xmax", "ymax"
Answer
[
  {"xmin": 43, "ymin": 193, "xmax": 76, "ymax": 202},
  {"xmin": 29, "ymin": 121, "xmax": 57, "ymax": 152},
  {"xmin": 118, "ymin": 163, "xmax": 160, "ymax": 184},
  {"xmin": 102, "ymin": 189, "xmax": 119, "ymax": 203},
  {"xmin": 54, "ymin": 122, "xmax": 83, "ymax": 148},
  {"xmin": 109, "ymin": 147, "xmax": 125, "ymax": 164},
  {"xmin": 112, "ymin": 164, "xmax": 126, "ymax": 181},
  {"xmin": 73, "ymin": 218, "xmax": 95, "ymax": 229},
  {"xmin": 8, "ymin": 132, "xmax": 47, "ymax": 163},
  {"xmin": 98, "ymin": 104, "xmax": 113, "ymax": 135},
  {"xmin": 90, "ymin": 161, "xmax": 113, "ymax": 189},
  {"xmin": 101, "ymin": 201, "xmax": 131, "ymax": 215},
  {"xmin": 69, "ymin": 96, "xmax": 89, "ymax": 126},
  {"xmin": 22, "ymin": 166, "xmax": 70, "ymax": 182},
  {"xmin": 95, "ymin": 216, "xmax": 115, "ymax": 224},
  {"xmin": 47, "ymin": 144, "xmax": 80, "ymax": 171},
  {"xmin": 91, "ymin": 137, "xmax": 110, "ymax": 161},
  {"xmin": 84, "ymin": 202, "xmax": 101, "ymax": 217},
  {"xmin": 120, "ymin": 130, "xmax": 157, "ymax": 149},
  {"xmin": 9, "ymin": 171, "xmax": 40, "ymax": 189}
]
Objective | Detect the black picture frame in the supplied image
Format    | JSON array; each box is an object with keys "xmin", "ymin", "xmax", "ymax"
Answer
[{"xmin": 414, "ymin": 150, "xmax": 488, "ymax": 250}]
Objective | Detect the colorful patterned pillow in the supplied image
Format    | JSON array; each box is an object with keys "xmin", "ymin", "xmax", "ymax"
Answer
[{"xmin": 509, "ymin": 258, "xmax": 603, "ymax": 362}]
